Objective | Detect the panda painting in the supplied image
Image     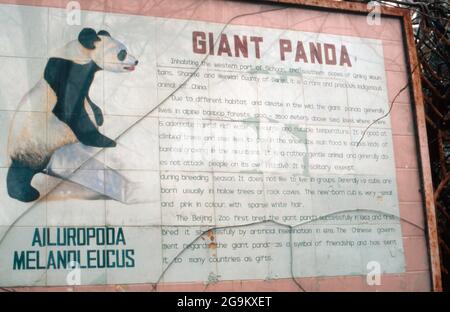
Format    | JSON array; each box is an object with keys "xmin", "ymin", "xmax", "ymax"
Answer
[{"xmin": 7, "ymin": 28, "xmax": 139, "ymax": 203}]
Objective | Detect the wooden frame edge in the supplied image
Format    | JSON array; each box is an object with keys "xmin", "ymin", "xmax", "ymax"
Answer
[{"xmin": 400, "ymin": 9, "xmax": 442, "ymax": 292}]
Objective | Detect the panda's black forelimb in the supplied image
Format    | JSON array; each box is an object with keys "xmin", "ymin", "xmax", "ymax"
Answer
[
  {"xmin": 7, "ymin": 159, "xmax": 41, "ymax": 202},
  {"xmin": 86, "ymin": 94, "xmax": 104, "ymax": 126},
  {"xmin": 55, "ymin": 104, "xmax": 116, "ymax": 148},
  {"xmin": 77, "ymin": 131, "xmax": 117, "ymax": 148},
  {"xmin": 44, "ymin": 57, "xmax": 116, "ymax": 148}
]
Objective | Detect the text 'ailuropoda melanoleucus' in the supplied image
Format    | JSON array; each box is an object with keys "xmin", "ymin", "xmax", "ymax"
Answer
[{"xmin": 7, "ymin": 28, "xmax": 138, "ymax": 203}]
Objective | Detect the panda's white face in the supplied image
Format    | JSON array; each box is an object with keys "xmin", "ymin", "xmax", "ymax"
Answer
[{"xmin": 90, "ymin": 35, "xmax": 138, "ymax": 72}]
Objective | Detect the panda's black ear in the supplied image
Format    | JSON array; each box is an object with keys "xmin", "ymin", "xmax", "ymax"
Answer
[
  {"xmin": 78, "ymin": 28, "xmax": 100, "ymax": 50},
  {"xmin": 97, "ymin": 30, "xmax": 111, "ymax": 37}
]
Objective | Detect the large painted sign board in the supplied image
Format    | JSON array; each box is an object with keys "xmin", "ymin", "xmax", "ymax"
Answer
[{"xmin": 0, "ymin": 0, "xmax": 439, "ymax": 291}]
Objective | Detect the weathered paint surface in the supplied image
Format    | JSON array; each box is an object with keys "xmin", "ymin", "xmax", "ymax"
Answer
[{"xmin": 0, "ymin": 0, "xmax": 437, "ymax": 291}]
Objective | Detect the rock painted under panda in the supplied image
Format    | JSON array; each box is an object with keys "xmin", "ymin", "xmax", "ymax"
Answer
[{"xmin": 7, "ymin": 28, "xmax": 138, "ymax": 202}]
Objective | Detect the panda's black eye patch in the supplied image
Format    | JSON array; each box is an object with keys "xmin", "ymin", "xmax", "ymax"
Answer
[{"xmin": 118, "ymin": 50, "xmax": 127, "ymax": 61}]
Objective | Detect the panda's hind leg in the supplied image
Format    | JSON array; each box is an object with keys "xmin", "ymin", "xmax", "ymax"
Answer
[{"xmin": 7, "ymin": 160, "xmax": 41, "ymax": 202}]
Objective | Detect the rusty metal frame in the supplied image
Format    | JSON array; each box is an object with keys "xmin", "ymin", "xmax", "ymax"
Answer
[{"xmin": 257, "ymin": 0, "xmax": 442, "ymax": 292}]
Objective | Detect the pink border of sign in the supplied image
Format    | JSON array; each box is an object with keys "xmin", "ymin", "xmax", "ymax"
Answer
[{"xmin": 0, "ymin": 0, "xmax": 441, "ymax": 292}]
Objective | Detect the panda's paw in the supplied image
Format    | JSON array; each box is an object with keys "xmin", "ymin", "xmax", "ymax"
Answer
[
  {"xmin": 100, "ymin": 137, "xmax": 116, "ymax": 148},
  {"xmin": 79, "ymin": 134, "xmax": 116, "ymax": 148},
  {"xmin": 97, "ymin": 138, "xmax": 116, "ymax": 148},
  {"xmin": 8, "ymin": 185, "xmax": 40, "ymax": 203},
  {"xmin": 7, "ymin": 165, "xmax": 41, "ymax": 202}
]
